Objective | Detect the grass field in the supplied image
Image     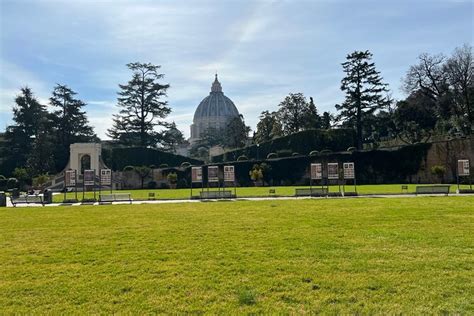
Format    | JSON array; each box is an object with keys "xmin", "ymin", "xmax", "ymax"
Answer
[
  {"xmin": 1, "ymin": 197, "xmax": 473, "ymax": 313},
  {"xmin": 53, "ymin": 183, "xmax": 473, "ymax": 202}
]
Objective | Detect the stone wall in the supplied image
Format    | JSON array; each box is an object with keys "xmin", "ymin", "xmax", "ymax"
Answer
[{"xmin": 416, "ymin": 136, "xmax": 474, "ymax": 183}]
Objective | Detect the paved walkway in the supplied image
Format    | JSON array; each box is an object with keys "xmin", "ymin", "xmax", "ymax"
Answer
[{"xmin": 4, "ymin": 193, "xmax": 473, "ymax": 208}]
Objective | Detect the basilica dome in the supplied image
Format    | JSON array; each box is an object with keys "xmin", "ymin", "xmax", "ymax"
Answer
[{"xmin": 190, "ymin": 75, "xmax": 240, "ymax": 143}]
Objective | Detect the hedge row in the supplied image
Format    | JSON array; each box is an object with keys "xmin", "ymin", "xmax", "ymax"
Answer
[
  {"xmin": 192, "ymin": 143, "xmax": 432, "ymax": 186},
  {"xmin": 212, "ymin": 128, "xmax": 356, "ymax": 163},
  {"xmin": 103, "ymin": 147, "xmax": 204, "ymax": 171}
]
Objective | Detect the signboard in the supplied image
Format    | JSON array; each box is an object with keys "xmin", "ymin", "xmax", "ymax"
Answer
[
  {"xmin": 83, "ymin": 169, "xmax": 95, "ymax": 186},
  {"xmin": 100, "ymin": 169, "xmax": 112, "ymax": 185},
  {"xmin": 343, "ymin": 162, "xmax": 355, "ymax": 179},
  {"xmin": 65, "ymin": 170, "xmax": 76, "ymax": 187},
  {"xmin": 458, "ymin": 159, "xmax": 470, "ymax": 176},
  {"xmin": 310, "ymin": 163, "xmax": 322, "ymax": 180},
  {"xmin": 191, "ymin": 167, "xmax": 203, "ymax": 183},
  {"xmin": 208, "ymin": 166, "xmax": 219, "ymax": 182},
  {"xmin": 224, "ymin": 165, "xmax": 235, "ymax": 182},
  {"xmin": 327, "ymin": 163, "xmax": 339, "ymax": 180}
]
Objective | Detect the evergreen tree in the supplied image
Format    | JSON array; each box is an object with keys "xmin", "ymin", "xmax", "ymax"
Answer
[
  {"xmin": 224, "ymin": 114, "xmax": 251, "ymax": 148},
  {"xmin": 107, "ymin": 62, "xmax": 171, "ymax": 147},
  {"xmin": 4, "ymin": 87, "xmax": 48, "ymax": 172},
  {"xmin": 161, "ymin": 122, "xmax": 186, "ymax": 153},
  {"xmin": 321, "ymin": 111, "xmax": 333, "ymax": 129},
  {"xmin": 303, "ymin": 97, "xmax": 322, "ymax": 130},
  {"xmin": 336, "ymin": 50, "xmax": 390, "ymax": 149},
  {"xmin": 50, "ymin": 84, "xmax": 96, "ymax": 170}
]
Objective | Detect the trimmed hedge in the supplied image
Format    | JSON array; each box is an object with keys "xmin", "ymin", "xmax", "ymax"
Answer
[
  {"xmin": 212, "ymin": 128, "xmax": 356, "ymax": 163},
  {"xmin": 104, "ymin": 147, "xmax": 203, "ymax": 171},
  {"xmin": 197, "ymin": 143, "xmax": 432, "ymax": 186}
]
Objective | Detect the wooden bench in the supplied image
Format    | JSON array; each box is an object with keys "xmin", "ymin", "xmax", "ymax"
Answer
[
  {"xmin": 10, "ymin": 195, "xmax": 44, "ymax": 207},
  {"xmin": 415, "ymin": 185, "xmax": 450, "ymax": 196},
  {"xmin": 200, "ymin": 190, "xmax": 234, "ymax": 199},
  {"xmin": 99, "ymin": 193, "xmax": 132, "ymax": 204},
  {"xmin": 295, "ymin": 188, "xmax": 328, "ymax": 197}
]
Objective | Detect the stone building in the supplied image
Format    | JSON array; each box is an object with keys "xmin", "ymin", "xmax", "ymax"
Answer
[{"xmin": 189, "ymin": 74, "xmax": 240, "ymax": 144}]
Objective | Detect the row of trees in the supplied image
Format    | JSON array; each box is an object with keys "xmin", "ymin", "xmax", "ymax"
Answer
[
  {"xmin": 1, "ymin": 62, "xmax": 186, "ymax": 177},
  {"xmin": 252, "ymin": 44, "xmax": 473, "ymax": 150}
]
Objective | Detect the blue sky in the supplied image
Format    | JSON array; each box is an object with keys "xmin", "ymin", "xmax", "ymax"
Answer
[{"xmin": 0, "ymin": 0, "xmax": 472, "ymax": 139}]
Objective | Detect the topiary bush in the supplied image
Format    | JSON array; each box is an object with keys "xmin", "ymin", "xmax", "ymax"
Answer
[
  {"xmin": 159, "ymin": 163, "xmax": 169, "ymax": 168},
  {"xmin": 147, "ymin": 181, "xmax": 157, "ymax": 189},
  {"xmin": 320, "ymin": 149, "xmax": 332, "ymax": 154},
  {"xmin": 267, "ymin": 153, "xmax": 278, "ymax": 159},
  {"xmin": 123, "ymin": 165, "xmax": 134, "ymax": 172},
  {"xmin": 237, "ymin": 155, "xmax": 248, "ymax": 161},
  {"xmin": 7, "ymin": 178, "xmax": 18, "ymax": 190},
  {"xmin": 180, "ymin": 162, "xmax": 191, "ymax": 168},
  {"xmin": 309, "ymin": 150, "xmax": 319, "ymax": 156}
]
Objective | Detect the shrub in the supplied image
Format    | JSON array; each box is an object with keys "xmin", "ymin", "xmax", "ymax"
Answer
[
  {"xmin": 431, "ymin": 165, "xmax": 446, "ymax": 183},
  {"xmin": 0, "ymin": 175, "xmax": 6, "ymax": 180},
  {"xmin": 347, "ymin": 147, "xmax": 356, "ymax": 152},
  {"xmin": 7, "ymin": 178, "xmax": 19, "ymax": 190},
  {"xmin": 237, "ymin": 155, "xmax": 248, "ymax": 161},
  {"xmin": 320, "ymin": 149, "xmax": 332, "ymax": 154},
  {"xmin": 267, "ymin": 153, "xmax": 278, "ymax": 159},
  {"xmin": 123, "ymin": 165, "xmax": 134, "ymax": 172},
  {"xmin": 167, "ymin": 172, "xmax": 178, "ymax": 184},
  {"xmin": 180, "ymin": 162, "xmax": 191, "ymax": 168},
  {"xmin": 149, "ymin": 164, "xmax": 156, "ymax": 169},
  {"xmin": 159, "ymin": 163, "xmax": 169, "ymax": 168},
  {"xmin": 292, "ymin": 152, "xmax": 300, "ymax": 156},
  {"xmin": 177, "ymin": 178, "xmax": 188, "ymax": 189},
  {"xmin": 147, "ymin": 181, "xmax": 157, "ymax": 189},
  {"xmin": 309, "ymin": 150, "xmax": 319, "ymax": 156}
]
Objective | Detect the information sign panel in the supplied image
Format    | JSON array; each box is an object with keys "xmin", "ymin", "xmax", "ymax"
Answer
[
  {"xmin": 310, "ymin": 163, "xmax": 322, "ymax": 180},
  {"xmin": 208, "ymin": 166, "xmax": 219, "ymax": 182},
  {"xmin": 224, "ymin": 166, "xmax": 235, "ymax": 182},
  {"xmin": 458, "ymin": 159, "xmax": 470, "ymax": 176},
  {"xmin": 343, "ymin": 162, "xmax": 355, "ymax": 179},
  {"xmin": 191, "ymin": 167, "xmax": 203, "ymax": 183},
  {"xmin": 327, "ymin": 163, "xmax": 339, "ymax": 180},
  {"xmin": 84, "ymin": 169, "xmax": 95, "ymax": 186},
  {"xmin": 100, "ymin": 169, "xmax": 112, "ymax": 185},
  {"xmin": 65, "ymin": 170, "xmax": 76, "ymax": 187}
]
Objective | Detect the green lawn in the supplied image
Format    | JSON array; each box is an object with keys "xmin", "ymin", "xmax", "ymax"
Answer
[
  {"xmin": 53, "ymin": 183, "xmax": 473, "ymax": 202},
  {"xmin": 0, "ymin": 197, "xmax": 473, "ymax": 313}
]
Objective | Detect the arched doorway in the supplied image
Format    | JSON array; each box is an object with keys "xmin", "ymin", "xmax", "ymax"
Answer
[{"xmin": 80, "ymin": 154, "xmax": 91, "ymax": 174}]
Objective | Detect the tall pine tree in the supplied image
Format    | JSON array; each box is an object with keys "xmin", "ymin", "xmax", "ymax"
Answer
[
  {"xmin": 3, "ymin": 87, "xmax": 47, "ymax": 174},
  {"xmin": 107, "ymin": 62, "xmax": 171, "ymax": 147},
  {"xmin": 336, "ymin": 50, "xmax": 389, "ymax": 149},
  {"xmin": 50, "ymin": 84, "xmax": 96, "ymax": 169}
]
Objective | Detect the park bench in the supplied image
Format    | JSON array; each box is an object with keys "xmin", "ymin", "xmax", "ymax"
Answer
[
  {"xmin": 295, "ymin": 188, "xmax": 328, "ymax": 197},
  {"xmin": 99, "ymin": 193, "xmax": 132, "ymax": 204},
  {"xmin": 200, "ymin": 190, "xmax": 234, "ymax": 199},
  {"xmin": 269, "ymin": 189, "xmax": 276, "ymax": 196},
  {"xmin": 415, "ymin": 185, "xmax": 450, "ymax": 196},
  {"xmin": 401, "ymin": 185, "xmax": 409, "ymax": 193},
  {"xmin": 148, "ymin": 192, "xmax": 156, "ymax": 200},
  {"xmin": 10, "ymin": 194, "xmax": 44, "ymax": 207}
]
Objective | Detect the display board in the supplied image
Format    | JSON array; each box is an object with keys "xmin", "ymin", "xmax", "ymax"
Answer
[
  {"xmin": 343, "ymin": 162, "xmax": 355, "ymax": 179},
  {"xmin": 100, "ymin": 169, "xmax": 112, "ymax": 185},
  {"xmin": 327, "ymin": 163, "xmax": 339, "ymax": 180},
  {"xmin": 224, "ymin": 165, "xmax": 235, "ymax": 182},
  {"xmin": 208, "ymin": 166, "xmax": 219, "ymax": 182},
  {"xmin": 458, "ymin": 159, "xmax": 470, "ymax": 176},
  {"xmin": 191, "ymin": 167, "xmax": 203, "ymax": 183},
  {"xmin": 83, "ymin": 169, "xmax": 95, "ymax": 186},
  {"xmin": 310, "ymin": 163, "xmax": 322, "ymax": 180},
  {"xmin": 65, "ymin": 170, "xmax": 76, "ymax": 187}
]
